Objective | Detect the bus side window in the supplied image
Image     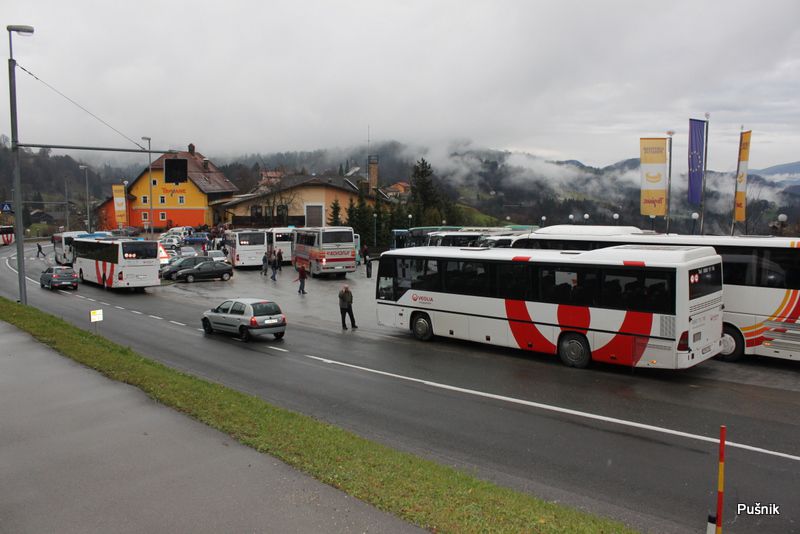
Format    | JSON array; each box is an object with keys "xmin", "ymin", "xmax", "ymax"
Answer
[
  {"xmin": 377, "ymin": 257, "xmax": 396, "ymax": 301},
  {"xmin": 496, "ymin": 263, "xmax": 533, "ymax": 300},
  {"xmin": 766, "ymin": 248, "xmax": 800, "ymax": 290}
]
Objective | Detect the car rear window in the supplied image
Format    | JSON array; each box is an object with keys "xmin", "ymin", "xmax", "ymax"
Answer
[
  {"xmin": 252, "ymin": 302, "xmax": 281, "ymax": 316},
  {"xmin": 55, "ymin": 268, "xmax": 75, "ymax": 275}
]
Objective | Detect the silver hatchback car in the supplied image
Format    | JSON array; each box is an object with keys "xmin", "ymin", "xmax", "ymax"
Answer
[{"xmin": 202, "ymin": 298, "xmax": 286, "ymax": 341}]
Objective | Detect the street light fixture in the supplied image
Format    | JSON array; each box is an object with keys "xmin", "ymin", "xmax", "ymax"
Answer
[
  {"xmin": 568, "ymin": 214, "xmax": 574, "ymax": 224},
  {"xmin": 691, "ymin": 212, "xmax": 700, "ymax": 235},
  {"xmin": 408, "ymin": 213, "xmax": 412, "ymax": 229},
  {"xmin": 7, "ymin": 24, "xmax": 35, "ymax": 305},
  {"xmin": 540, "ymin": 215, "xmax": 546, "ymax": 227},
  {"xmin": 778, "ymin": 213, "xmax": 788, "ymax": 236},
  {"xmin": 613, "ymin": 213, "xmax": 619, "ymax": 225},
  {"xmin": 79, "ymin": 165, "xmax": 91, "ymax": 232},
  {"xmin": 142, "ymin": 136, "xmax": 153, "ymax": 236},
  {"xmin": 372, "ymin": 212, "xmax": 377, "ymax": 247},
  {"xmin": 583, "ymin": 213, "xmax": 589, "ymax": 224}
]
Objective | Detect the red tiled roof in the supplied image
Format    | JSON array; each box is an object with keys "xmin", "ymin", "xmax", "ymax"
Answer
[{"xmin": 132, "ymin": 147, "xmax": 239, "ymax": 195}]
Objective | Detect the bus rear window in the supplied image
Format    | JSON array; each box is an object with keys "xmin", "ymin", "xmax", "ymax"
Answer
[
  {"xmin": 322, "ymin": 231, "xmax": 353, "ymax": 244},
  {"xmin": 689, "ymin": 264, "xmax": 721, "ymax": 300},
  {"xmin": 274, "ymin": 233, "xmax": 292, "ymax": 242},
  {"xmin": 238, "ymin": 232, "xmax": 265, "ymax": 246},
  {"xmin": 122, "ymin": 242, "xmax": 158, "ymax": 259}
]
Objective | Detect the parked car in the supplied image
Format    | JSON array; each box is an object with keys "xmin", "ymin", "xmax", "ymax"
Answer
[
  {"xmin": 202, "ymin": 298, "xmax": 286, "ymax": 341},
  {"xmin": 179, "ymin": 246, "xmax": 198, "ymax": 257},
  {"xmin": 111, "ymin": 226, "xmax": 140, "ymax": 237},
  {"xmin": 183, "ymin": 232, "xmax": 210, "ymax": 245},
  {"xmin": 204, "ymin": 250, "xmax": 228, "ymax": 263},
  {"xmin": 40, "ymin": 266, "xmax": 79, "ymax": 290},
  {"xmin": 175, "ymin": 260, "xmax": 233, "ymax": 283},
  {"xmin": 161, "ymin": 256, "xmax": 217, "ymax": 281},
  {"xmin": 159, "ymin": 236, "xmax": 182, "ymax": 250}
]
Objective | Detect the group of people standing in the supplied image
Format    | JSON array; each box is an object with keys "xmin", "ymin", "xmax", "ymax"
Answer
[{"xmin": 261, "ymin": 249, "xmax": 284, "ymax": 281}]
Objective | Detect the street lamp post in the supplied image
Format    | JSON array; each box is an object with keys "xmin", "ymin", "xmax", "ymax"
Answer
[
  {"xmin": 541, "ymin": 215, "xmax": 546, "ymax": 227},
  {"xmin": 79, "ymin": 165, "xmax": 90, "ymax": 232},
  {"xmin": 777, "ymin": 213, "xmax": 788, "ymax": 236},
  {"xmin": 583, "ymin": 213, "xmax": 589, "ymax": 224},
  {"xmin": 691, "ymin": 212, "xmax": 700, "ymax": 235},
  {"xmin": 408, "ymin": 213, "xmax": 412, "ymax": 229},
  {"xmin": 372, "ymin": 212, "xmax": 377, "ymax": 247},
  {"xmin": 568, "ymin": 214, "xmax": 574, "ymax": 224},
  {"xmin": 649, "ymin": 214, "xmax": 656, "ymax": 231},
  {"xmin": 7, "ymin": 24, "xmax": 34, "ymax": 305},
  {"xmin": 122, "ymin": 180, "xmax": 129, "ymax": 229},
  {"xmin": 613, "ymin": 213, "xmax": 619, "ymax": 225},
  {"xmin": 142, "ymin": 136, "xmax": 153, "ymax": 236},
  {"xmin": 64, "ymin": 178, "xmax": 69, "ymax": 231}
]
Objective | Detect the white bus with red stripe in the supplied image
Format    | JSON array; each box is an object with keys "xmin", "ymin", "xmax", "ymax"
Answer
[
  {"xmin": 223, "ymin": 229, "xmax": 272, "ymax": 268},
  {"xmin": 376, "ymin": 245, "xmax": 724, "ymax": 369},
  {"xmin": 72, "ymin": 237, "xmax": 160, "ymax": 290},
  {"xmin": 511, "ymin": 225, "xmax": 800, "ymax": 362},
  {"xmin": 291, "ymin": 226, "xmax": 356, "ymax": 277},
  {"xmin": 0, "ymin": 225, "xmax": 13, "ymax": 246}
]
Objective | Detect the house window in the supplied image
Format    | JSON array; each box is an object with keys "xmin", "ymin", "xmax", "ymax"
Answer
[
  {"xmin": 178, "ymin": 196, "xmax": 185, "ymax": 205},
  {"xmin": 141, "ymin": 195, "xmax": 149, "ymax": 205},
  {"xmin": 152, "ymin": 179, "xmax": 157, "ymax": 186},
  {"xmin": 141, "ymin": 212, "xmax": 149, "ymax": 221},
  {"xmin": 159, "ymin": 212, "xmax": 167, "ymax": 221},
  {"xmin": 159, "ymin": 195, "xmax": 166, "ymax": 204}
]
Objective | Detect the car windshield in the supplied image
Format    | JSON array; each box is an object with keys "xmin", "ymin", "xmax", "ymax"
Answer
[{"xmin": 251, "ymin": 302, "xmax": 281, "ymax": 316}]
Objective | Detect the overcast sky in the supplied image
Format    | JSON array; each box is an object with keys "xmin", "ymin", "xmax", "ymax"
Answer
[{"xmin": 3, "ymin": 0, "xmax": 799, "ymax": 173}]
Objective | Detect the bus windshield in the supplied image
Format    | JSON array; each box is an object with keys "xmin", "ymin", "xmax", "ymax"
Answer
[{"xmin": 238, "ymin": 232, "xmax": 265, "ymax": 246}]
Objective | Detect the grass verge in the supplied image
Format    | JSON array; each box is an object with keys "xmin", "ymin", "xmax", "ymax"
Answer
[{"xmin": 0, "ymin": 296, "xmax": 635, "ymax": 534}]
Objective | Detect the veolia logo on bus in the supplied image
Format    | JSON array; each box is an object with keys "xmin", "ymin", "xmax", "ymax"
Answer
[{"xmin": 411, "ymin": 293, "xmax": 433, "ymax": 303}]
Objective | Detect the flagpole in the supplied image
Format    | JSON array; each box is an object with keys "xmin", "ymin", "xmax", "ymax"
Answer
[
  {"xmin": 665, "ymin": 130, "xmax": 674, "ymax": 233},
  {"xmin": 730, "ymin": 127, "xmax": 744, "ymax": 236},
  {"xmin": 699, "ymin": 112, "xmax": 710, "ymax": 235}
]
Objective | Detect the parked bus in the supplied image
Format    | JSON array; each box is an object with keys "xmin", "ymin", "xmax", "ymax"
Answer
[
  {"xmin": 511, "ymin": 225, "xmax": 800, "ymax": 362},
  {"xmin": 0, "ymin": 225, "xmax": 13, "ymax": 246},
  {"xmin": 376, "ymin": 245, "xmax": 724, "ymax": 369},
  {"xmin": 407, "ymin": 226, "xmax": 461, "ymax": 247},
  {"xmin": 223, "ymin": 229, "xmax": 272, "ymax": 268},
  {"xmin": 291, "ymin": 226, "xmax": 356, "ymax": 277},
  {"xmin": 266, "ymin": 227, "xmax": 294, "ymax": 263},
  {"xmin": 72, "ymin": 237, "xmax": 160, "ymax": 290},
  {"xmin": 390, "ymin": 229, "xmax": 409, "ymax": 249}
]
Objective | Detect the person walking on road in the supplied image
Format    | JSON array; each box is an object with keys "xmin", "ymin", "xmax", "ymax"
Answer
[
  {"xmin": 261, "ymin": 252, "xmax": 269, "ymax": 276},
  {"xmin": 36, "ymin": 242, "xmax": 45, "ymax": 258},
  {"xmin": 338, "ymin": 284, "xmax": 357, "ymax": 330},
  {"xmin": 294, "ymin": 264, "xmax": 308, "ymax": 294},
  {"xmin": 276, "ymin": 248, "xmax": 283, "ymax": 271},
  {"xmin": 269, "ymin": 250, "xmax": 278, "ymax": 281}
]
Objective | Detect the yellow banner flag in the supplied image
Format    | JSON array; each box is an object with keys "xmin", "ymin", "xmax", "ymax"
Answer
[
  {"xmin": 112, "ymin": 184, "xmax": 128, "ymax": 227},
  {"xmin": 640, "ymin": 138, "xmax": 668, "ymax": 216},
  {"xmin": 734, "ymin": 131, "xmax": 751, "ymax": 222}
]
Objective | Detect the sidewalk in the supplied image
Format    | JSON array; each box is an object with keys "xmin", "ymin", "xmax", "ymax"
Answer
[{"xmin": 0, "ymin": 321, "xmax": 422, "ymax": 534}]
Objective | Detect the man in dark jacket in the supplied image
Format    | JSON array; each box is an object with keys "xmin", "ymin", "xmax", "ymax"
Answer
[{"xmin": 338, "ymin": 284, "xmax": 357, "ymax": 330}]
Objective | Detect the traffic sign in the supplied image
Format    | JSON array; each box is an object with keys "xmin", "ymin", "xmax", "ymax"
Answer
[
  {"xmin": 1, "ymin": 202, "xmax": 12, "ymax": 213},
  {"xmin": 90, "ymin": 309, "xmax": 103, "ymax": 323}
]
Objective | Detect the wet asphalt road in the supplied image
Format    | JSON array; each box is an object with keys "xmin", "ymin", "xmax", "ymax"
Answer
[{"xmin": 2, "ymin": 243, "xmax": 799, "ymax": 533}]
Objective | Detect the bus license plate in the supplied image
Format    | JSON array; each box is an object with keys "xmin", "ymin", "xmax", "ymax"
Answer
[{"xmin": 702, "ymin": 346, "xmax": 711, "ymax": 354}]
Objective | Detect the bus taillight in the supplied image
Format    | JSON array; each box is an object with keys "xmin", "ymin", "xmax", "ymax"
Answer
[{"xmin": 677, "ymin": 331, "xmax": 689, "ymax": 351}]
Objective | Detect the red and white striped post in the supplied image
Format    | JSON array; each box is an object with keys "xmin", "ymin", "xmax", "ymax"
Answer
[{"xmin": 707, "ymin": 425, "xmax": 727, "ymax": 533}]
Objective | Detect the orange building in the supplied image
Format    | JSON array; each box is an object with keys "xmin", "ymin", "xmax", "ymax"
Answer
[{"xmin": 95, "ymin": 144, "xmax": 238, "ymax": 231}]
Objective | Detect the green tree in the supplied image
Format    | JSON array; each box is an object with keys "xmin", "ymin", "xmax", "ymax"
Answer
[
  {"xmin": 346, "ymin": 197, "xmax": 356, "ymax": 227},
  {"xmin": 328, "ymin": 198, "xmax": 343, "ymax": 226},
  {"xmin": 338, "ymin": 163, "xmax": 344, "ymax": 176},
  {"xmin": 410, "ymin": 158, "xmax": 438, "ymax": 218}
]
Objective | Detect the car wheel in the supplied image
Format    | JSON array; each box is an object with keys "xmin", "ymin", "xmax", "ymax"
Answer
[
  {"xmin": 186, "ymin": 274, "xmax": 195, "ymax": 283},
  {"xmin": 202, "ymin": 318, "xmax": 214, "ymax": 334},
  {"xmin": 239, "ymin": 326, "xmax": 251, "ymax": 342},
  {"xmin": 40, "ymin": 281, "xmax": 45, "ymax": 288},
  {"xmin": 221, "ymin": 272, "xmax": 231, "ymax": 281},
  {"xmin": 273, "ymin": 332, "xmax": 284, "ymax": 340},
  {"xmin": 717, "ymin": 324, "xmax": 745, "ymax": 362},
  {"xmin": 558, "ymin": 332, "xmax": 591, "ymax": 368},
  {"xmin": 411, "ymin": 313, "xmax": 433, "ymax": 341}
]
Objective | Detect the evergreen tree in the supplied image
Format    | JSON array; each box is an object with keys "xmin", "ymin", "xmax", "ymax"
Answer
[
  {"xmin": 338, "ymin": 164, "xmax": 344, "ymax": 176},
  {"xmin": 328, "ymin": 198, "xmax": 343, "ymax": 226},
  {"xmin": 346, "ymin": 197, "xmax": 356, "ymax": 227}
]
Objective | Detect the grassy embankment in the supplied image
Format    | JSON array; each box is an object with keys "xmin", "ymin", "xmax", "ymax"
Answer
[{"xmin": 0, "ymin": 297, "xmax": 635, "ymax": 534}]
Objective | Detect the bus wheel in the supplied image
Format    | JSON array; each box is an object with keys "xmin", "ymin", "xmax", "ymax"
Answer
[
  {"xmin": 79, "ymin": 269, "xmax": 84, "ymax": 282},
  {"xmin": 202, "ymin": 318, "xmax": 214, "ymax": 334},
  {"xmin": 411, "ymin": 313, "xmax": 433, "ymax": 341},
  {"xmin": 558, "ymin": 333, "xmax": 591, "ymax": 368},
  {"xmin": 717, "ymin": 324, "xmax": 745, "ymax": 362}
]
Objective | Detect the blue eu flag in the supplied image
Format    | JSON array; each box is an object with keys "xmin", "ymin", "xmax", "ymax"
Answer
[{"xmin": 688, "ymin": 119, "xmax": 706, "ymax": 205}]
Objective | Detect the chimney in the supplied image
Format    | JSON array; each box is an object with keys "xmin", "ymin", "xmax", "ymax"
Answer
[
  {"xmin": 368, "ymin": 154, "xmax": 379, "ymax": 193},
  {"xmin": 188, "ymin": 143, "xmax": 196, "ymax": 155},
  {"xmin": 203, "ymin": 158, "xmax": 209, "ymax": 170}
]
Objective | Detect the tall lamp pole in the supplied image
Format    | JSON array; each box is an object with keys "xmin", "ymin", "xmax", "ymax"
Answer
[
  {"xmin": 79, "ymin": 165, "xmax": 90, "ymax": 232},
  {"xmin": 372, "ymin": 212, "xmax": 377, "ymax": 247},
  {"xmin": 7, "ymin": 24, "xmax": 34, "ymax": 305},
  {"xmin": 142, "ymin": 136, "xmax": 153, "ymax": 236}
]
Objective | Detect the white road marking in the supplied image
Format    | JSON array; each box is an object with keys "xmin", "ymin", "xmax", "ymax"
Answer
[
  {"xmin": 115, "ymin": 306, "xmax": 125, "ymax": 310},
  {"xmin": 86, "ymin": 298, "xmax": 96, "ymax": 302},
  {"xmin": 268, "ymin": 346, "xmax": 288, "ymax": 352},
  {"xmin": 130, "ymin": 310, "xmax": 143, "ymax": 315},
  {"xmin": 4, "ymin": 256, "xmax": 40, "ymax": 285},
  {"xmin": 169, "ymin": 320, "xmax": 186, "ymax": 326},
  {"xmin": 302, "ymin": 354, "xmax": 800, "ymax": 463},
  {"xmin": 196, "ymin": 328, "xmax": 204, "ymax": 332},
  {"xmin": 100, "ymin": 301, "xmax": 110, "ymax": 306},
  {"xmin": 149, "ymin": 315, "xmax": 163, "ymax": 320},
  {"xmin": 58, "ymin": 290, "xmax": 71, "ymax": 295},
  {"xmin": 76, "ymin": 295, "xmax": 86, "ymax": 299}
]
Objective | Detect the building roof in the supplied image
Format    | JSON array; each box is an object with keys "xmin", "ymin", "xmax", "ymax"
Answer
[
  {"xmin": 132, "ymin": 144, "xmax": 239, "ymax": 195},
  {"xmin": 222, "ymin": 174, "xmax": 375, "ymax": 208}
]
